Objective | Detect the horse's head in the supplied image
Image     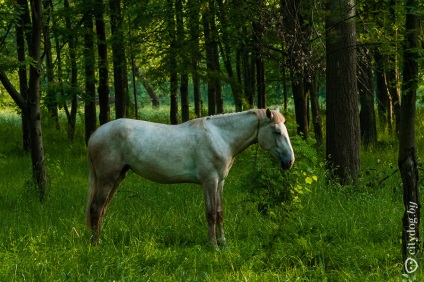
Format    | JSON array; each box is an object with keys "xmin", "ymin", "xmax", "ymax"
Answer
[{"xmin": 257, "ymin": 107, "xmax": 295, "ymax": 170}]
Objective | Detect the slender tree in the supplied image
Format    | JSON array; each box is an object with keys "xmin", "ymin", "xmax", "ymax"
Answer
[
  {"xmin": 63, "ymin": 0, "xmax": 78, "ymax": 141},
  {"xmin": 202, "ymin": 0, "xmax": 220, "ymax": 115},
  {"xmin": 84, "ymin": 3, "xmax": 97, "ymax": 144},
  {"xmin": 110, "ymin": 0, "xmax": 128, "ymax": 119},
  {"xmin": 187, "ymin": 0, "xmax": 202, "ymax": 117},
  {"xmin": 176, "ymin": 0, "xmax": 189, "ymax": 122},
  {"xmin": 216, "ymin": 0, "xmax": 242, "ymax": 111},
  {"xmin": 94, "ymin": 0, "xmax": 110, "ymax": 125},
  {"xmin": 325, "ymin": 0, "xmax": 361, "ymax": 184},
  {"xmin": 15, "ymin": 0, "xmax": 31, "ymax": 151},
  {"xmin": 374, "ymin": 50, "xmax": 392, "ymax": 132},
  {"xmin": 43, "ymin": 0, "xmax": 60, "ymax": 130},
  {"xmin": 28, "ymin": 0, "xmax": 47, "ymax": 200},
  {"xmin": 281, "ymin": 0, "xmax": 309, "ymax": 138},
  {"xmin": 168, "ymin": 0, "xmax": 179, "ymax": 124},
  {"xmin": 253, "ymin": 16, "xmax": 266, "ymax": 109},
  {"xmin": 398, "ymin": 0, "xmax": 420, "ymax": 271},
  {"xmin": 133, "ymin": 63, "xmax": 160, "ymax": 108},
  {"xmin": 358, "ymin": 45, "xmax": 377, "ymax": 146},
  {"xmin": 309, "ymin": 77, "xmax": 323, "ymax": 147}
]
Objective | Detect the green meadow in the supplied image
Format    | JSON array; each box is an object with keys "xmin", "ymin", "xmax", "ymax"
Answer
[{"xmin": 0, "ymin": 108, "xmax": 422, "ymax": 281}]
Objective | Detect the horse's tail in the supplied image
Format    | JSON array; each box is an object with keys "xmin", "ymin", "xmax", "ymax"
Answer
[{"xmin": 86, "ymin": 151, "xmax": 97, "ymax": 229}]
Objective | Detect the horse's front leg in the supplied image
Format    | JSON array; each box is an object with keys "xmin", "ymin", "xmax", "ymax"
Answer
[
  {"xmin": 216, "ymin": 180, "xmax": 226, "ymax": 246},
  {"xmin": 202, "ymin": 179, "xmax": 219, "ymax": 248}
]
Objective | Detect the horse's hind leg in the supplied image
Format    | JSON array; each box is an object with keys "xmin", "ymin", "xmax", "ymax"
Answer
[
  {"xmin": 216, "ymin": 180, "xmax": 226, "ymax": 246},
  {"xmin": 88, "ymin": 165, "xmax": 129, "ymax": 244},
  {"xmin": 89, "ymin": 182, "xmax": 112, "ymax": 244}
]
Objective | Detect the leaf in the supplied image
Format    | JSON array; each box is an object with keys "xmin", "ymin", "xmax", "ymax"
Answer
[
  {"xmin": 312, "ymin": 175, "xmax": 318, "ymax": 181},
  {"xmin": 305, "ymin": 177, "xmax": 313, "ymax": 184}
]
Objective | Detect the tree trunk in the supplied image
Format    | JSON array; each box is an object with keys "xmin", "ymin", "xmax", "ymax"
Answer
[
  {"xmin": 399, "ymin": 0, "xmax": 420, "ymax": 272},
  {"xmin": 15, "ymin": 0, "xmax": 31, "ymax": 151},
  {"xmin": 43, "ymin": 0, "xmax": 60, "ymax": 130},
  {"xmin": 253, "ymin": 19, "xmax": 266, "ymax": 109},
  {"xmin": 325, "ymin": 0, "xmax": 361, "ymax": 184},
  {"xmin": 64, "ymin": 0, "xmax": 78, "ymax": 141},
  {"xmin": 133, "ymin": 64, "xmax": 160, "ymax": 107},
  {"xmin": 176, "ymin": 0, "xmax": 189, "ymax": 122},
  {"xmin": 188, "ymin": 0, "xmax": 202, "ymax": 117},
  {"xmin": 292, "ymin": 77, "xmax": 309, "ymax": 138},
  {"xmin": 94, "ymin": 0, "xmax": 110, "ymax": 125},
  {"xmin": 168, "ymin": 0, "xmax": 178, "ymax": 124},
  {"xmin": 309, "ymin": 77, "xmax": 323, "ymax": 147},
  {"xmin": 180, "ymin": 74, "xmax": 189, "ymax": 122},
  {"xmin": 374, "ymin": 50, "xmax": 392, "ymax": 133},
  {"xmin": 387, "ymin": 0, "xmax": 401, "ymax": 136},
  {"xmin": 84, "ymin": 5, "xmax": 97, "ymax": 144},
  {"xmin": 358, "ymin": 45, "xmax": 377, "ymax": 146},
  {"xmin": 241, "ymin": 46, "xmax": 255, "ymax": 108},
  {"xmin": 282, "ymin": 62, "xmax": 288, "ymax": 112},
  {"xmin": 110, "ymin": 0, "xmax": 128, "ymax": 119},
  {"xmin": 28, "ymin": 0, "xmax": 47, "ymax": 200},
  {"xmin": 216, "ymin": 0, "xmax": 242, "ymax": 112},
  {"xmin": 202, "ymin": 0, "xmax": 219, "ymax": 115},
  {"xmin": 282, "ymin": 0, "xmax": 309, "ymax": 138},
  {"xmin": 236, "ymin": 48, "xmax": 243, "ymax": 110}
]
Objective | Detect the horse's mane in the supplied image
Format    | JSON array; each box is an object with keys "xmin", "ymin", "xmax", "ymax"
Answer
[{"xmin": 186, "ymin": 108, "xmax": 285, "ymax": 128}]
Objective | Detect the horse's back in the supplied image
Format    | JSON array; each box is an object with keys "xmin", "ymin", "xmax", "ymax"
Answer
[{"xmin": 88, "ymin": 118, "xmax": 209, "ymax": 184}]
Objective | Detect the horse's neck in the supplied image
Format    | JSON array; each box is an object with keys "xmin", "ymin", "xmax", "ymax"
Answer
[{"xmin": 209, "ymin": 111, "xmax": 261, "ymax": 157}]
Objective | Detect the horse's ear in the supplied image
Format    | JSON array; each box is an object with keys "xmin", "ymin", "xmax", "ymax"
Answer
[
  {"xmin": 266, "ymin": 108, "xmax": 273, "ymax": 120},
  {"xmin": 274, "ymin": 106, "xmax": 280, "ymax": 112}
]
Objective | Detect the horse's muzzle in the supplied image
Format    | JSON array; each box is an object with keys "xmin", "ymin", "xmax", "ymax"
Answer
[{"xmin": 280, "ymin": 158, "xmax": 294, "ymax": 170}]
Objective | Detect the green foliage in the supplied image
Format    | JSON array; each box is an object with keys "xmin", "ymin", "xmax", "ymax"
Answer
[{"xmin": 243, "ymin": 135, "xmax": 320, "ymax": 217}]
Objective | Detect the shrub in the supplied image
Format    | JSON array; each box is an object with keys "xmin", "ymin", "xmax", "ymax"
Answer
[{"xmin": 244, "ymin": 135, "xmax": 320, "ymax": 216}]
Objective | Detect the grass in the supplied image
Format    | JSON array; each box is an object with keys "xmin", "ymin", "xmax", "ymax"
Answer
[{"xmin": 0, "ymin": 107, "xmax": 422, "ymax": 281}]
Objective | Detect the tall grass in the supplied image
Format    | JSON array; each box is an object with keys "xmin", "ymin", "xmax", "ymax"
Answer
[{"xmin": 0, "ymin": 108, "xmax": 422, "ymax": 281}]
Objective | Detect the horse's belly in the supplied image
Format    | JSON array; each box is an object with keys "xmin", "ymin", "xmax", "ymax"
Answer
[{"xmin": 129, "ymin": 161, "xmax": 200, "ymax": 184}]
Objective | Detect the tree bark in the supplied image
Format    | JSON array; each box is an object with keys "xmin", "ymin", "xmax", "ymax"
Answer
[
  {"xmin": 133, "ymin": 64, "xmax": 160, "ymax": 107},
  {"xmin": 399, "ymin": 0, "xmax": 420, "ymax": 271},
  {"xmin": 188, "ymin": 0, "xmax": 202, "ymax": 117},
  {"xmin": 202, "ymin": 0, "xmax": 219, "ymax": 115},
  {"xmin": 94, "ymin": 0, "xmax": 110, "ymax": 125},
  {"xmin": 241, "ymin": 37, "xmax": 255, "ymax": 108},
  {"xmin": 63, "ymin": 0, "xmax": 78, "ymax": 141},
  {"xmin": 358, "ymin": 45, "xmax": 377, "ymax": 146},
  {"xmin": 253, "ymin": 19, "xmax": 266, "ymax": 109},
  {"xmin": 176, "ymin": 0, "xmax": 189, "ymax": 122},
  {"xmin": 110, "ymin": 0, "xmax": 128, "ymax": 119},
  {"xmin": 309, "ymin": 77, "xmax": 323, "ymax": 147},
  {"xmin": 28, "ymin": 0, "xmax": 47, "ymax": 200},
  {"xmin": 43, "ymin": 0, "xmax": 60, "ymax": 130},
  {"xmin": 84, "ymin": 6, "xmax": 97, "ymax": 144},
  {"xmin": 15, "ymin": 0, "xmax": 31, "ymax": 151},
  {"xmin": 325, "ymin": 0, "xmax": 361, "ymax": 184},
  {"xmin": 374, "ymin": 50, "xmax": 392, "ymax": 133},
  {"xmin": 216, "ymin": 0, "xmax": 242, "ymax": 112},
  {"xmin": 387, "ymin": 0, "xmax": 401, "ymax": 136},
  {"xmin": 282, "ymin": 62, "xmax": 288, "ymax": 112},
  {"xmin": 168, "ymin": 0, "xmax": 178, "ymax": 124},
  {"xmin": 282, "ymin": 0, "xmax": 309, "ymax": 138}
]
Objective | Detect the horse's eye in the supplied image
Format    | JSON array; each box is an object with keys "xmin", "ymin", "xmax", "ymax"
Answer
[{"xmin": 274, "ymin": 131, "xmax": 281, "ymax": 135}]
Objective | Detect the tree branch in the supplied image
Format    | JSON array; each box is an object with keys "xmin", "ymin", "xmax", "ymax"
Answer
[{"xmin": 0, "ymin": 71, "xmax": 28, "ymax": 111}]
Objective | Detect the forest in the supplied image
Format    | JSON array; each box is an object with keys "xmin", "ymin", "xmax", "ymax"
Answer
[{"xmin": 0, "ymin": 0, "xmax": 423, "ymax": 280}]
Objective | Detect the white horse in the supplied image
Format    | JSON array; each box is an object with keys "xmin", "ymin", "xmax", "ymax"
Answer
[{"xmin": 86, "ymin": 108, "xmax": 294, "ymax": 248}]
